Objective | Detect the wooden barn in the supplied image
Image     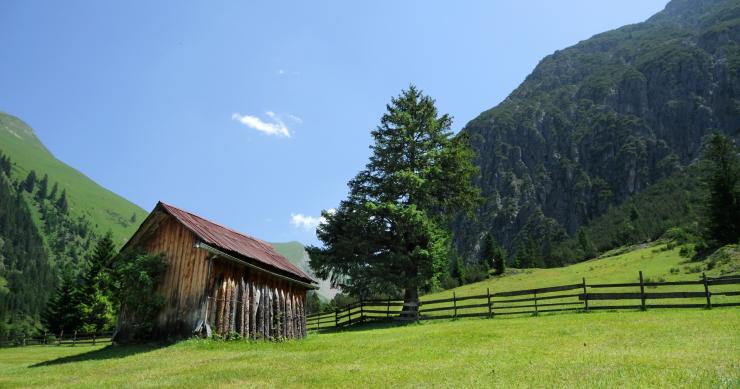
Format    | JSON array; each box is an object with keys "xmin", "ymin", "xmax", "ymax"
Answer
[{"xmin": 117, "ymin": 201, "xmax": 317, "ymax": 341}]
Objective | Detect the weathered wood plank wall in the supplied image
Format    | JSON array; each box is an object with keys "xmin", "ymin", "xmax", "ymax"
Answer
[{"xmin": 143, "ymin": 216, "xmax": 209, "ymax": 337}]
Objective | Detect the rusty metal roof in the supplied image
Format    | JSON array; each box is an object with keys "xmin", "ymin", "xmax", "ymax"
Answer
[{"xmin": 157, "ymin": 201, "xmax": 315, "ymax": 284}]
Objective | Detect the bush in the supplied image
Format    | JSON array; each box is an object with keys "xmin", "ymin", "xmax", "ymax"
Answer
[
  {"xmin": 683, "ymin": 264, "xmax": 704, "ymax": 274},
  {"xmin": 111, "ymin": 250, "xmax": 167, "ymax": 342},
  {"xmin": 464, "ymin": 265, "xmax": 488, "ymax": 284}
]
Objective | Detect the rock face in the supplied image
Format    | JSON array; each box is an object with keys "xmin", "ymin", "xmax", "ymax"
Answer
[{"xmin": 454, "ymin": 0, "xmax": 740, "ymax": 261}]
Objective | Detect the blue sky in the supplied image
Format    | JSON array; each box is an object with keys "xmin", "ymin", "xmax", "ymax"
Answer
[{"xmin": 1, "ymin": 0, "xmax": 668, "ymax": 245}]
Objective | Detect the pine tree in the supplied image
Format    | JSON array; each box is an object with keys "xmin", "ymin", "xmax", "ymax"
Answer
[
  {"xmin": 56, "ymin": 189, "xmax": 68, "ymax": 213},
  {"xmin": 577, "ymin": 229, "xmax": 597, "ymax": 259},
  {"xmin": 48, "ymin": 182, "xmax": 58, "ymax": 201},
  {"xmin": 494, "ymin": 245, "xmax": 507, "ymax": 275},
  {"xmin": 480, "ymin": 233, "xmax": 497, "ymax": 271},
  {"xmin": 308, "ymin": 86, "xmax": 480, "ymax": 307},
  {"xmin": 0, "ymin": 152, "xmax": 11, "ymax": 176},
  {"xmin": 450, "ymin": 255, "xmax": 467, "ymax": 284},
  {"xmin": 700, "ymin": 133, "xmax": 740, "ymax": 247},
  {"xmin": 77, "ymin": 232, "xmax": 117, "ymax": 332},
  {"xmin": 21, "ymin": 170, "xmax": 36, "ymax": 192},
  {"xmin": 35, "ymin": 174, "xmax": 48, "ymax": 201},
  {"xmin": 42, "ymin": 275, "xmax": 83, "ymax": 334}
]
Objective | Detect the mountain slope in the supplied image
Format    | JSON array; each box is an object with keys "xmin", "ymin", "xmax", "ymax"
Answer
[
  {"xmin": 0, "ymin": 112, "xmax": 148, "ymax": 338},
  {"xmin": 454, "ymin": 0, "xmax": 740, "ymax": 264},
  {"xmin": 271, "ymin": 241, "xmax": 338, "ymax": 300},
  {"xmin": 0, "ymin": 112, "xmax": 147, "ymax": 245}
]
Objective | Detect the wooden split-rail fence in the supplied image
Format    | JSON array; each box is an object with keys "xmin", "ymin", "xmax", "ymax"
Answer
[
  {"xmin": 306, "ymin": 272, "xmax": 740, "ymax": 331},
  {"xmin": 0, "ymin": 331, "xmax": 114, "ymax": 348}
]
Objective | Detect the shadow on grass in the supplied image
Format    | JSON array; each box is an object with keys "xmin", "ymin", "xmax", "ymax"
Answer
[{"xmin": 30, "ymin": 343, "xmax": 168, "ymax": 368}]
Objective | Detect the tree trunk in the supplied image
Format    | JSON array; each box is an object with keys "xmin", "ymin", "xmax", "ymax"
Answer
[{"xmin": 400, "ymin": 287, "xmax": 419, "ymax": 320}]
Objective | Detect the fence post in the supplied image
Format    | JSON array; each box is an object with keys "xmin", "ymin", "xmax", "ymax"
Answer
[
  {"xmin": 703, "ymin": 272, "xmax": 712, "ymax": 309},
  {"xmin": 335, "ymin": 308, "xmax": 339, "ymax": 328},
  {"xmin": 58, "ymin": 330, "xmax": 63, "ymax": 346},
  {"xmin": 43, "ymin": 331, "xmax": 47, "ymax": 345},
  {"xmin": 582, "ymin": 277, "xmax": 588, "ymax": 312},
  {"xmin": 93, "ymin": 332, "xmax": 96, "ymax": 346},
  {"xmin": 72, "ymin": 330, "xmax": 77, "ymax": 346},
  {"xmin": 453, "ymin": 291, "xmax": 457, "ymax": 320},
  {"xmin": 348, "ymin": 304, "xmax": 353, "ymax": 325},
  {"xmin": 639, "ymin": 271, "xmax": 646, "ymax": 311},
  {"xmin": 360, "ymin": 298, "xmax": 364, "ymax": 323},
  {"xmin": 387, "ymin": 297, "xmax": 391, "ymax": 319},
  {"xmin": 534, "ymin": 291, "xmax": 538, "ymax": 315},
  {"xmin": 487, "ymin": 288, "xmax": 492, "ymax": 319}
]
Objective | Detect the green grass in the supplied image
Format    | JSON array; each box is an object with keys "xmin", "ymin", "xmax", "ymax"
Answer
[
  {"xmin": 0, "ymin": 112, "xmax": 147, "ymax": 245},
  {"xmin": 1, "ymin": 309, "xmax": 738, "ymax": 388}
]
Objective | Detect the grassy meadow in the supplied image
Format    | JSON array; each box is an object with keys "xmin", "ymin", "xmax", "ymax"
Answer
[
  {"xmin": 424, "ymin": 242, "xmax": 739, "ymax": 303},
  {"xmin": 0, "ymin": 309, "xmax": 738, "ymax": 388}
]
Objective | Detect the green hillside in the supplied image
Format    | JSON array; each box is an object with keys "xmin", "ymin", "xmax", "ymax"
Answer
[
  {"xmin": 0, "ymin": 112, "xmax": 146, "ymax": 245},
  {"xmin": 425, "ymin": 242, "xmax": 739, "ymax": 301}
]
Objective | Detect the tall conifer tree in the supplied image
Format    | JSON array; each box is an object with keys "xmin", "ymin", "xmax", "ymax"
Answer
[{"xmin": 308, "ymin": 86, "xmax": 479, "ymax": 307}]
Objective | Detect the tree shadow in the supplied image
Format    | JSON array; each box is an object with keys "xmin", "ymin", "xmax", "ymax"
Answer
[{"xmin": 30, "ymin": 343, "xmax": 168, "ymax": 368}]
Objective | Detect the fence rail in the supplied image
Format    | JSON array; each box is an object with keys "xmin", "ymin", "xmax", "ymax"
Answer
[
  {"xmin": 0, "ymin": 331, "xmax": 114, "ymax": 348},
  {"xmin": 306, "ymin": 271, "xmax": 740, "ymax": 331}
]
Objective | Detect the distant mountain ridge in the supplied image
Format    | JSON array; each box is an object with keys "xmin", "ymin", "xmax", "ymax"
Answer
[{"xmin": 454, "ymin": 0, "xmax": 740, "ymax": 264}]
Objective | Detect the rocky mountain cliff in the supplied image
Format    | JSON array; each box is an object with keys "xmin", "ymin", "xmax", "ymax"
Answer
[{"xmin": 454, "ymin": 0, "xmax": 740, "ymax": 263}]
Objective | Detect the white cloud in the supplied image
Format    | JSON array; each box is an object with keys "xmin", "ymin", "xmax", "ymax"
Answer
[
  {"xmin": 290, "ymin": 208, "xmax": 336, "ymax": 231},
  {"xmin": 232, "ymin": 112, "xmax": 292, "ymax": 138}
]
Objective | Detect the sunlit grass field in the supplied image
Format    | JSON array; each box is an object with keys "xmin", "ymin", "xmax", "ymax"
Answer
[
  {"xmin": 425, "ymin": 242, "xmax": 735, "ymax": 300},
  {"xmin": 0, "ymin": 309, "xmax": 738, "ymax": 388}
]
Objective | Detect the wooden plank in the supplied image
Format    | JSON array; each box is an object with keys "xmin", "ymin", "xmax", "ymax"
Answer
[
  {"xmin": 708, "ymin": 278, "xmax": 740, "ymax": 286},
  {"xmin": 494, "ymin": 283, "xmax": 582, "ymax": 297},
  {"xmin": 419, "ymin": 302, "xmax": 490, "ymax": 313},
  {"xmin": 362, "ymin": 309, "xmax": 395, "ymax": 314},
  {"xmin": 493, "ymin": 292, "xmax": 581, "ymax": 304},
  {"xmin": 580, "ymin": 293, "xmax": 642, "ymax": 300},
  {"xmin": 420, "ymin": 296, "xmax": 457, "ymax": 305},
  {"xmin": 643, "ymin": 292, "xmax": 707, "ymax": 299},
  {"xmin": 534, "ymin": 301, "xmax": 582, "ymax": 308},
  {"xmin": 418, "ymin": 305, "xmax": 454, "ymax": 313},
  {"xmin": 710, "ymin": 291, "xmax": 740, "ymax": 296},
  {"xmin": 639, "ymin": 271, "xmax": 646, "ymax": 311},
  {"xmin": 450, "ymin": 294, "xmax": 489, "ymax": 302},
  {"xmin": 707, "ymin": 275, "xmax": 740, "ymax": 280},
  {"xmin": 588, "ymin": 282, "xmax": 641, "ymax": 288},
  {"xmin": 643, "ymin": 280, "xmax": 704, "ymax": 286},
  {"xmin": 455, "ymin": 302, "xmax": 492, "ymax": 310},
  {"xmin": 711, "ymin": 302, "xmax": 740, "ymax": 307}
]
